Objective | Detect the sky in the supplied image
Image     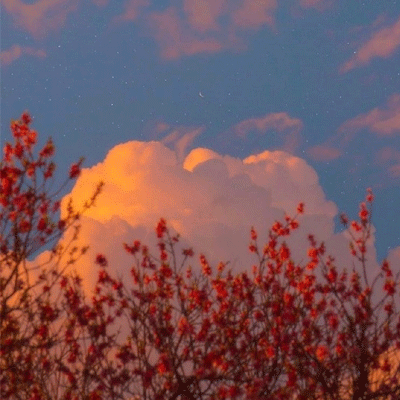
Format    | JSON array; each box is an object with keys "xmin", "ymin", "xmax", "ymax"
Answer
[{"xmin": 2, "ymin": 0, "xmax": 400, "ymax": 289}]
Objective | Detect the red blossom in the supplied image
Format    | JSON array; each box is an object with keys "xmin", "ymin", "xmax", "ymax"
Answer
[
  {"xmin": 69, "ymin": 163, "xmax": 80, "ymax": 178},
  {"xmin": 156, "ymin": 218, "xmax": 167, "ymax": 238},
  {"xmin": 95, "ymin": 254, "xmax": 108, "ymax": 267},
  {"xmin": 384, "ymin": 279, "xmax": 396, "ymax": 295}
]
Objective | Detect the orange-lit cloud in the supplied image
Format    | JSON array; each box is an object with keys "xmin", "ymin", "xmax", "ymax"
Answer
[
  {"xmin": 306, "ymin": 144, "xmax": 342, "ymax": 162},
  {"xmin": 2, "ymin": 0, "xmax": 79, "ymax": 40},
  {"xmin": 0, "ymin": 44, "xmax": 46, "ymax": 67},
  {"xmin": 340, "ymin": 16, "xmax": 400, "ymax": 73},
  {"xmin": 232, "ymin": 112, "xmax": 304, "ymax": 154},
  {"xmin": 338, "ymin": 94, "xmax": 400, "ymax": 138},
  {"xmin": 45, "ymin": 139, "xmax": 382, "ymax": 294}
]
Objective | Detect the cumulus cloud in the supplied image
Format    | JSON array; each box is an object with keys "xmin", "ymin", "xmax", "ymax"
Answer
[
  {"xmin": 0, "ymin": 44, "xmax": 46, "ymax": 67},
  {"xmin": 340, "ymin": 16, "xmax": 400, "ymax": 73},
  {"xmin": 34, "ymin": 139, "xmax": 383, "ymax": 295}
]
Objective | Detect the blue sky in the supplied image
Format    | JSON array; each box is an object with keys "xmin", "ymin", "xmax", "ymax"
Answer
[{"xmin": 2, "ymin": 0, "xmax": 400, "ymax": 272}]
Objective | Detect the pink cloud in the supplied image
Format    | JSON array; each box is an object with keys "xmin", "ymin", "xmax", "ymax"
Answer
[
  {"xmin": 2, "ymin": 0, "xmax": 79, "ymax": 40},
  {"xmin": 147, "ymin": 7, "xmax": 223, "ymax": 59},
  {"xmin": 373, "ymin": 147, "xmax": 400, "ymax": 179},
  {"xmin": 388, "ymin": 163, "xmax": 400, "ymax": 178},
  {"xmin": 374, "ymin": 146, "xmax": 400, "ymax": 165},
  {"xmin": 232, "ymin": 0, "xmax": 277, "ymax": 30},
  {"xmin": 306, "ymin": 145, "xmax": 342, "ymax": 162},
  {"xmin": 0, "ymin": 44, "xmax": 46, "ymax": 67},
  {"xmin": 338, "ymin": 94, "xmax": 400, "ymax": 138},
  {"xmin": 91, "ymin": 0, "xmax": 109, "ymax": 6},
  {"xmin": 298, "ymin": 0, "xmax": 334, "ymax": 10},
  {"xmin": 234, "ymin": 113, "xmax": 303, "ymax": 138},
  {"xmin": 232, "ymin": 112, "xmax": 303, "ymax": 154},
  {"xmin": 340, "ymin": 16, "xmax": 400, "ymax": 73},
  {"xmin": 110, "ymin": 0, "xmax": 149, "ymax": 24},
  {"xmin": 143, "ymin": 0, "xmax": 281, "ymax": 59},
  {"xmin": 183, "ymin": 0, "xmax": 226, "ymax": 33}
]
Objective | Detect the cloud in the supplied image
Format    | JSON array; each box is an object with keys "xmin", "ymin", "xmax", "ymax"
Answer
[
  {"xmin": 0, "ymin": 44, "xmax": 46, "ymax": 67},
  {"xmin": 308, "ymin": 95, "xmax": 400, "ymax": 165},
  {"xmin": 231, "ymin": 0, "xmax": 277, "ymax": 30},
  {"xmin": 43, "ymin": 139, "xmax": 383, "ymax": 295},
  {"xmin": 2, "ymin": 0, "xmax": 79, "ymax": 40},
  {"xmin": 110, "ymin": 0, "xmax": 150, "ymax": 25},
  {"xmin": 297, "ymin": 0, "xmax": 334, "ymax": 10},
  {"xmin": 338, "ymin": 94, "xmax": 400, "ymax": 138},
  {"xmin": 183, "ymin": 0, "xmax": 226, "ymax": 33},
  {"xmin": 374, "ymin": 146, "xmax": 400, "ymax": 165},
  {"xmin": 340, "ymin": 16, "xmax": 400, "ymax": 73},
  {"xmin": 306, "ymin": 145, "xmax": 342, "ymax": 162},
  {"xmin": 91, "ymin": 0, "xmax": 110, "ymax": 6},
  {"xmin": 160, "ymin": 126, "xmax": 204, "ymax": 164},
  {"xmin": 146, "ymin": 7, "xmax": 224, "ymax": 60},
  {"xmin": 232, "ymin": 112, "xmax": 304, "ymax": 154},
  {"xmin": 134, "ymin": 1, "xmax": 278, "ymax": 59}
]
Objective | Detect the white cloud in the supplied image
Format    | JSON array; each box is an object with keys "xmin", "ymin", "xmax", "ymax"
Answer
[{"xmin": 40, "ymin": 139, "xmax": 385, "ymax": 295}]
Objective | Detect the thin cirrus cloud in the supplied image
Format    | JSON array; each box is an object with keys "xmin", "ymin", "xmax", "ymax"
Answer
[
  {"xmin": 231, "ymin": 112, "xmax": 304, "ymax": 155},
  {"xmin": 109, "ymin": 0, "xmax": 150, "ymax": 26},
  {"xmin": 0, "ymin": 44, "xmax": 46, "ymax": 67},
  {"xmin": 297, "ymin": 0, "xmax": 334, "ymax": 10},
  {"xmin": 31, "ymin": 136, "xmax": 388, "ymax": 294},
  {"xmin": 307, "ymin": 94, "xmax": 400, "ymax": 166},
  {"xmin": 340, "ymin": 15, "xmax": 400, "ymax": 73},
  {"xmin": 306, "ymin": 145, "xmax": 342, "ymax": 162},
  {"xmin": 337, "ymin": 93, "xmax": 400, "ymax": 139},
  {"xmin": 374, "ymin": 147, "xmax": 400, "ymax": 179}
]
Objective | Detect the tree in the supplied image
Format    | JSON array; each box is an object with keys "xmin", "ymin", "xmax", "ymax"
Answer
[
  {"xmin": 0, "ymin": 111, "xmax": 103, "ymax": 399},
  {"xmin": 1, "ymin": 111, "xmax": 399, "ymax": 400}
]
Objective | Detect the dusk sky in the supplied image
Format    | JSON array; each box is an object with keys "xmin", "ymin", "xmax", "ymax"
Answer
[{"xmin": 2, "ymin": 0, "xmax": 400, "ymax": 285}]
